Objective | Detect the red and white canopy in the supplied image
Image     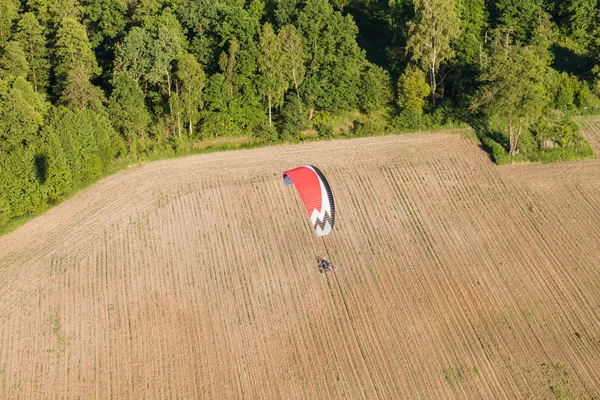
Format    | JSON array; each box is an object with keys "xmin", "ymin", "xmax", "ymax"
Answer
[{"xmin": 283, "ymin": 165, "xmax": 335, "ymax": 237}]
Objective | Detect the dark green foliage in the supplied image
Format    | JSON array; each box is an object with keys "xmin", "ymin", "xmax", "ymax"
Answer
[
  {"xmin": 358, "ymin": 64, "xmax": 392, "ymax": 113},
  {"xmin": 108, "ymin": 72, "xmax": 151, "ymax": 153},
  {"xmin": 0, "ymin": 0, "xmax": 19, "ymax": 47},
  {"xmin": 0, "ymin": 77, "xmax": 45, "ymax": 153},
  {"xmin": 0, "ymin": 146, "xmax": 44, "ymax": 219},
  {"xmin": 279, "ymin": 94, "xmax": 308, "ymax": 139},
  {"xmin": 44, "ymin": 107, "xmax": 124, "ymax": 186},
  {"xmin": 0, "ymin": 41, "xmax": 30, "ymax": 79},
  {"xmin": 54, "ymin": 17, "xmax": 100, "ymax": 96},
  {"xmin": 82, "ymin": 0, "xmax": 127, "ymax": 48},
  {"xmin": 297, "ymin": 0, "xmax": 366, "ymax": 112},
  {"xmin": 390, "ymin": 109, "xmax": 425, "ymax": 130},
  {"xmin": 38, "ymin": 130, "xmax": 73, "ymax": 201},
  {"xmin": 14, "ymin": 13, "xmax": 50, "ymax": 93},
  {"xmin": 492, "ymin": 0, "xmax": 543, "ymax": 43},
  {"xmin": 3, "ymin": 0, "xmax": 600, "ymax": 230}
]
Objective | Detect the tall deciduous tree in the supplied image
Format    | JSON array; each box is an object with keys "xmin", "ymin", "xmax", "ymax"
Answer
[
  {"xmin": 407, "ymin": 0, "xmax": 460, "ymax": 106},
  {"xmin": 473, "ymin": 35, "xmax": 548, "ymax": 155},
  {"xmin": 258, "ymin": 22, "xmax": 285, "ymax": 126},
  {"xmin": 176, "ymin": 54, "xmax": 205, "ymax": 136},
  {"xmin": 108, "ymin": 72, "xmax": 151, "ymax": 153},
  {"xmin": 115, "ymin": 27, "xmax": 152, "ymax": 84},
  {"xmin": 14, "ymin": 13, "xmax": 50, "ymax": 93},
  {"xmin": 278, "ymin": 24, "xmax": 304, "ymax": 98},
  {"xmin": 297, "ymin": 0, "xmax": 365, "ymax": 114}
]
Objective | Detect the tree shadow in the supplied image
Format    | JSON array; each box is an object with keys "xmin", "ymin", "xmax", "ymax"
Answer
[
  {"xmin": 551, "ymin": 45, "xmax": 594, "ymax": 80},
  {"xmin": 35, "ymin": 154, "xmax": 47, "ymax": 184}
]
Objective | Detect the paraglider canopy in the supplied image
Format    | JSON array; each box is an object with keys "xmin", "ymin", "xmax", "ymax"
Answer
[{"xmin": 283, "ymin": 165, "xmax": 335, "ymax": 237}]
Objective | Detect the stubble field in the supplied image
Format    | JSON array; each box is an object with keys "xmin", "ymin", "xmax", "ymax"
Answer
[{"xmin": 2, "ymin": 121, "xmax": 600, "ymax": 398}]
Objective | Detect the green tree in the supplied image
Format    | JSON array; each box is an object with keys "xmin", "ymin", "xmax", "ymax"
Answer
[
  {"xmin": 25, "ymin": 0, "xmax": 52, "ymax": 28},
  {"xmin": 473, "ymin": 35, "xmax": 548, "ymax": 155},
  {"xmin": 108, "ymin": 72, "xmax": 151, "ymax": 153},
  {"xmin": 132, "ymin": 0, "xmax": 162, "ymax": 24},
  {"xmin": 259, "ymin": 22, "xmax": 286, "ymax": 126},
  {"xmin": 176, "ymin": 54, "xmax": 205, "ymax": 136},
  {"xmin": 0, "ymin": 77, "xmax": 45, "ymax": 153},
  {"xmin": 54, "ymin": 17, "xmax": 100, "ymax": 95},
  {"xmin": 0, "ymin": 146, "xmax": 44, "ymax": 219},
  {"xmin": 0, "ymin": 0, "xmax": 19, "ymax": 48},
  {"xmin": 61, "ymin": 64, "xmax": 105, "ymax": 111},
  {"xmin": 83, "ymin": 0, "xmax": 127, "ymax": 48},
  {"xmin": 48, "ymin": 0, "xmax": 83, "ymax": 24},
  {"xmin": 557, "ymin": 0, "xmax": 598, "ymax": 46},
  {"xmin": 45, "ymin": 107, "xmax": 123, "ymax": 185},
  {"xmin": 493, "ymin": 0, "xmax": 542, "ymax": 43},
  {"xmin": 176, "ymin": 0, "xmax": 219, "ymax": 67},
  {"xmin": 358, "ymin": 64, "xmax": 392, "ymax": 113},
  {"xmin": 115, "ymin": 27, "xmax": 152, "ymax": 84},
  {"xmin": 297, "ymin": 0, "xmax": 365, "ymax": 114},
  {"xmin": 397, "ymin": 66, "xmax": 430, "ymax": 112},
  {"xmin": 0, "ymin": 41, "xmax": 30, "ymax": 80},
  {"xmin": 146, "ymin": 11, "xmax": 186, "ymax": 129},
  {"xmin": 280, "ymin": 93, "xmax": 308, "ymax": 139},
  {"xmin": 218, "ymin": 40, "xmax": 239, "ymax": 97},
  {"xmin": 278, "ymin": 24, "xmax": 304, "ymax": 98},
  {"xmin": 407, "ymin": 0, "xmax": 460, "ymax": 106},
  {"xmin": 454, "ymin": 0, "xmax": 487, "ymax": 65},
  {"xmin": 274, "ymin": 0, "xmax": 298, "ymax": 27},
  {"xmin": 14, "ymin": 13, "xmax": 50, "ymax": 93},
  {"xmin": 39, "ymin": 129, "xmax": 72, "ymax": 201}
]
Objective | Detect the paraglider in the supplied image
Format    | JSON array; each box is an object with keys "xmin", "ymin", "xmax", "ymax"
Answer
[{"xmin": 283, "ymin": 165, "xmax": 336, "ymax": 274}]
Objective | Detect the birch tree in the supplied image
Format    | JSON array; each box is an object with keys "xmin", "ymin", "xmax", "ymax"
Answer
[{"xmin": 406, "ymin": 0, "xmax": 460, "ymax": 106}]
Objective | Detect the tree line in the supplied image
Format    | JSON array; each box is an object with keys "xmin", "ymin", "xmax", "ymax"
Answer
[{"xmin": 1, "ymin": 0, "xmax": 600, "ymax": 228}]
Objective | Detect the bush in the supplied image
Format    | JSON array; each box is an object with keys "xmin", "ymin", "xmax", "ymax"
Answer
[
  {"xmin": 576, "ymin": 82, "xmax": 600, "ymax": 110},
  {"xmin": 280, "ymin": 95, "xmax": 309, "ymax": 140},
  {"xmin": 317, "ymin": 123, "xmax": 334, "ymax": 138},
  {"xmin": 531, "ymin": 118, "xmax": 584, "ymax": 149},
  {"xmin": 390, "ymin": 109, "xmax": 423, "ymax": 130},
  {"xmin": 480, "ymin": 136, "xmax": 511, "ymax": 164},
  {"xmin": 254, "ymin": 124, "xmax": 278, "ymax": 142},
  {"xmin": 555, "ymin": 73, "xmax": 576, "ymax": 111},
  {"xmin": 353, "ymin": 119, "xmax": 380, "ymax": 136}
]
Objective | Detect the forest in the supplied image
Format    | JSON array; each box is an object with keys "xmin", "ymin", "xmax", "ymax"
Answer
[{"xmin": 1, "ymin": 0, "xmax": 600, "ymax": 229}]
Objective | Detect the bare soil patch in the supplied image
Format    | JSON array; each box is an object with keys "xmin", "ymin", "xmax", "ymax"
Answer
[{"xmin": 1, "ymin": 129, "xmax": 600, "ymax": 398}]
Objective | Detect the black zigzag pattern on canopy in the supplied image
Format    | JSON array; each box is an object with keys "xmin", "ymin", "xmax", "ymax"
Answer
[
  {"xmin": 310, "ymin": 165, "xmax": 335, "ymax": 230},
  {"xmin": 313, "ymin": 211, "xmax": 333, "ymax": 230}
]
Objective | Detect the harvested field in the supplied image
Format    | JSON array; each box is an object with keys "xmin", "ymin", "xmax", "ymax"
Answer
[{"xmin": 2, "ymin": 127, "xmax": 600, "ymax": 398}]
